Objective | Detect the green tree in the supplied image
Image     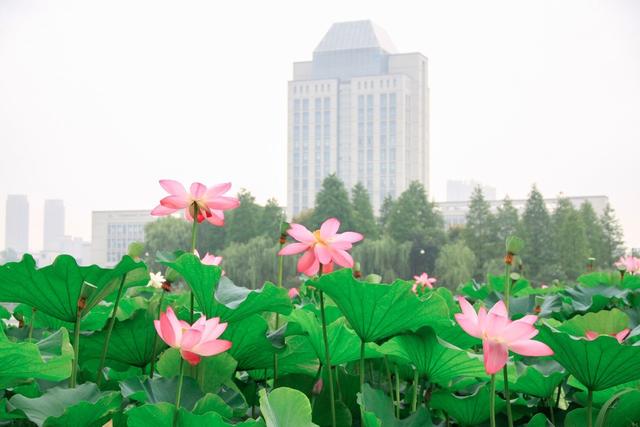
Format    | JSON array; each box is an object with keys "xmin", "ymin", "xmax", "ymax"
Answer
[
  {"xmin": 600, "ymin": 203, "xmax": 625, "ymax": 267},
  {"xmin": 260, "ymin": 198, "xmax": 284, "ymax": 238},
  {"xmin": 311, "ymin": 174, "xmax": 354, "ymax": 230},
  {"xmin": 351, "ymin": 236, "xmax": 412, "ymax": 282},
  {"xmin": 553, "ymin": 198, "xmax": 589, "ymax": 279},
  {"xmin": 494, "ymin": 196, "xmax": 520, "ymax": 246},
  {"xmin": 351, "ymin": 182, "xmax": 379, "ymax": 238},
  {"xmin": 434, "ymin": 241, "xmax": 477, "ymax": 291},
  {"xmin": 144, "ymin": 217, "xmax": 191, "ymax": 269},
  {"xmin": 225, "ymin": 189, "xmax": 261, "ymax": 245},
  {"xmin": 579, "ymin": 201, "xmax": 607, "ymax": 267},
  {"xmin": 462, "ymin": 187, "xmax": 500, "ymax": 276},
  {"xmin": 521, "ymin": 185, "xmax": 554, "ymax": 279},
  {"xmin": 378, "ymin": 195, "xmax": 395, "ymax": 232}
]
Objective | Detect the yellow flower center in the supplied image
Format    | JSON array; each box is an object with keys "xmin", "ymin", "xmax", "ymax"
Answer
[{"xmin": 313, "ymin": 230, "xmax": 328, "ymax": 246}]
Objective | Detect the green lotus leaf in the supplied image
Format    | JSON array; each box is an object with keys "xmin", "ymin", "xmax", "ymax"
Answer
[
  {"xmin": 496, "ymin": 362, "xmax": 565, "ymax": 399},
  {"xmin": 558, "ymin": 308, "xmax": 629, "ymax": 337},
  {"xmin": 0, "ymin": 255, "xmax": 144, "ymax": 323},
  {"xmin": 13, "ymin": 303, "xmax": 112, "ymax": 333},
  {"xmin": 8, "ymin": 383, "xmax": 121, "ymax": 427},
  {"xmin": 596, "ymin": 388, "xmax": 640, "ymax": 426},
  {"xmin": 260, "ymin": 335, "xmax": 319, "ymax": 377},
  {"xmin": 538, "ymin": 324, "xmax": 640, "ymax": 391},
  {"xmin": 222, "ymin": 314, "xmax": 281, "ymax": 371},
  {"xmin": 379, "ymin": 327, "xmax": 486, "ymax": 387},
  {"xmin": 525, "ymin": 413, "xmax": 553, "ymax": 427},
  {"xmin": 259, "ymin": 387, "xmax": 318, "ymax": 427},
  {"xmin": 564, "ymin": 284, "xmax": 629, "ymax": 313},
  {"xmin": 0, "ymin": 327, "xmax": 72, "ymax": 388},
  {"xmin": 289, "ymin": 309, "xmax": 380, "ymax": 366},
  {"xmin": 358, "ymin": 383, "xmax": 432, "ymax": 427},
  {"xmin": 430, "ymin": 386, "xmax": 505, "ymax": 427},
  {"xmin": 577, "ymin": 272, "xmax": 620, "ymax": 286},
  {"xmin": 157, "ymin": 348, "xmax": 237, "ymax": 394},
  {"xmin": 126, "ymin": 402, "xmax": 264, "ymax": 427},
  {"xmin": 564, "ymin": 408, "xmax": 595, "ymax": 427},
  {"xmin": 79, "ymin": 308, "xmax": 166, "ymax": 369},
  {"xmin": 192, "ymin": 393, "xmax": 234, "ymax": 419},
  {"xmin": 120, "ymin": 375, "xmax": 203, "ymax": 410},
  {"xmin": 312, "ymin": 269, "xmax": 449, "ymax": 343}
]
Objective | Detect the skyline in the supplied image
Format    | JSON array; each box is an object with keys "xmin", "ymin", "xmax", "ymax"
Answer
[{"xmin": 0, "ymin": 0, "xmax": 639, "ymax": 251}]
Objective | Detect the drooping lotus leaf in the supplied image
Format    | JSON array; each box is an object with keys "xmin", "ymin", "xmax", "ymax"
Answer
[
  {"xmin": 558, "ymin": 308, "xmax": 629, "ymax": 337},
  {"xmin": 379, "ymin": 327, "xmax": 486, "ymax": 387},
  {"xmin": 0, "ymin": 327, "xmax": 73, "ymax": 388},
  {"xmin": 430, "ymin": 386, "xmax": 506, "ymax": 427},
  {"xmin": 312, "ymin": 387, "xmax": 353, "ymax": 427},
  {"xmin": 8, "ymin": 383, "xmax": 121, "ymax": 427},
  {"xmin": 161, "ymin": 254, "xmax": 292, "ymax": 321},
  {"xmin": 126, "ymin": 402, "xmax": 264, "ymax": 427},
  {"xmin": 259, "ymin": 387, "xmax": 318, "ymax": 427},
  {"xmin": 563, "ymin": 284, "xmax": 629, "ymax": 313},
  {"xmin": 577, "ymin": 272, "xmax": 620, "ymax": 287},
  {"xmin": 157, "ymin": 348, "xmax": 237, "ymax": 394},
  {"xmin": 564, "ymin": 408, "xmax": 594, "ymax": 427},
  {"xmin": 120, "ymin": 375, "xmax": 203, "ymax": 410},
  {"xmin": 0, "ymin": 254, "xmax": 144, "ymax": 323},
  {"xmin": 289, "ymin": 309, "xmax": 380, "ymax": 366},
  {"xmin": 222, "ymin": 314, "xmax": 282, "ymax": 371},
  {"xmin": 496, "ymin": 361, "xmax": 565, "ymax": 399},
  {"xmin": 312, "ymin": 269, "xmax": 449, "ymax": 343},
  {"xmin": 567, "ymin": 376, "xmax": 640, "ymax": 407},
  {"xmin": 13, "ymin": 303, "xmax": 113, "ymax": 333},
  {"xmin": 255, "ymin": 335, "xmax": 319, "ymax": 377},
  {"xmin": 79, "ymin": 308, "xmax": 166, "ymax": 369},
  {"xmin": 358, "ymin": 383, "xmax": 432, "ymax": 427},
  {"xmin": 192, "ymin": 393, "xmax": 234, "ymax": 419},
  {"xmin": 525, "ymin": 413, "xmax": 553, "ymax": 427},
  {"xmin": 538, "ymin": 324, "xmax": 640, "ymax": 391},
  {"xmin": 596, "ymin": 388, "xmax": 640, "ymax": 426}
]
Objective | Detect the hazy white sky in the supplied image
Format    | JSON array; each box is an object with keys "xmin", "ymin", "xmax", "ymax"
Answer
[{"xmin": 1, "ymin": 0, "xmax": 639, "ymax": 251}]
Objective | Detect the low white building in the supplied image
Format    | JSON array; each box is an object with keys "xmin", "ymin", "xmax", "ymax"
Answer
[
  {"xmin": 91, "ymin": 210, "xmax": 156, "ymax": 266},
  {"xmin": 437, "ymin": 195, "xmax": 609, "ymax": 228}
]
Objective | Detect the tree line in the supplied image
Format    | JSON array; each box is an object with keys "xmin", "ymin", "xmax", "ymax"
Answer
[{"xmin": 143, "ymin": 175, "xmax": 625, "ymax": 289}]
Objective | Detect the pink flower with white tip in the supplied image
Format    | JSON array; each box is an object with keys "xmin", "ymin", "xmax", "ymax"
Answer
[
  {"xmin": 585, "ymin": 328, "xmax": 630, "ymax": 344},
  {"xmin": 278, "ymin": 218, "xmax": 363, "ymax": 276},
  {"xmin": 154, "ymin": 307, "xmax": 232, "ymax": 366},
  {"xmin": 288, "ymin": 288, "xmax": 300, "ymax": 299},
  {"xmin": 151, "ymin": 179, "xmax": 239, "ymax": 226},
  {"xmin": 454, "ymin": 297, "xmax": 553, "ymax": 374},
  {"xmin": 194, "ymin": 249, "xmax": 222, "ymax": 266},
  {"xmin": 412, "ymin": 273, "xmax": 436, "ymax": 293},
  {"xmin": 615, "ymin": 256, "xmax": 640, "ymax": 275}
]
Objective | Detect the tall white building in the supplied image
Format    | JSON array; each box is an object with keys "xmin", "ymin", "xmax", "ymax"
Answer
[
  {"xmin": 4, "ymin": 195, "xmax": 29, "ymax": 256},
  {"xmin": 287, "ymin": 20, "xmax": 430, "ymax": 217},
  {"xmin": 91, "ymin": 210, "xmax": 155, "ymax": 266},
  {"xmin": 43, "ymin": 199, "xmax": 65, "ymax": 251}
]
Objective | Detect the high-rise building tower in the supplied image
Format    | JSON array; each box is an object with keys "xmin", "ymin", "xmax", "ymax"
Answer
[
  {"xmin": 43, "ymin": 199, "xmax": 65, "ymax": 251},
  {"xmin": 4, "ymin": 195, "xmax": 29, "ymax": 256},
  {"xmin": 287, "ymin": 20, "xmax": 430, "ymax": 218}
]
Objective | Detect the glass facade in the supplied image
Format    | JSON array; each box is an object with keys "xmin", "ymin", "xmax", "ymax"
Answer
[{"xmin": 106, "ymin": 223, "xmax": 144, "ymax": 263}]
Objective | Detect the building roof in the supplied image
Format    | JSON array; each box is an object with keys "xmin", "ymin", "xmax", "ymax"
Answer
[{"xmin": 314, "ymin": 20, "xmax": 398, "ymax": 54}]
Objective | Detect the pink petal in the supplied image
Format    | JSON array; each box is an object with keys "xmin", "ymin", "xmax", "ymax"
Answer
[
  {"xmin": 181, "ymin": 328, "xmax": 203, "ymax": 350},
  {"xmin": 483, "ymin": 340, "xmax": 509, "ymax": 375},
  {"xmin": 508, "ymin": 339, "xmax": 554, "ymax": 357},
  {"xmin": 615, "ymin": 329, "xmax": 631, "ymax": 343},
  {"xmin": 516, "ymin": 315, "xmax": 538, "ymax": 325},
  {"xmin": 159, "ymin": 179, "xmax": 187, "ymax": 197},
  {"xmin": 181, "ymin": 350, "xmax": 202, "ymax": 366},
  {"xmin": 328, "ymin": 240, "xmax": 353, "ymax": 250},
  {"xmin": 584, "ymin": 331, "xmax": 599, "ymax": 341},
  {"xmin": 205, "ymin": 182, "xmax": 232, "ymax": 198},
  {"xmin": 202, "ymin": 319, "xmax": 227, "ymax": 342},
  {"xmin": 314, "ymin": 245, "xmax": 332, "ymax": 264},
  {"xmin": 205, "ymin": 211, "xmax": 225, "ymax": 226},
  {"xmin": 190, "ymin": 182, "xmax": 207, "ymax": 199},
  {"xmin": 457, "ymin": 297, "xmax": 479, "ymax": 325},
  {"xmin": 454, "ymin": 313, "xmax": 482, "ymax": 338},
  {"xmin": 331, "ymin": 248, "xmax": 354, "ymax": 268},
  {"xmin": 484, "ymin": 312, "xmax": 510, "ymax": 338},
  {"xmin": 207, "ymin": 196, "xmax": 240, "ymax": 211},
  {"xmin": 287, "ymin": 224, "xmax": 315, "ymax": 244},
  {"xmin": 501, "ymin": 321, "xmax": 538, "ymax": 342},
  {"xmin": 279, "ymin": 243, "xmax": 310, "ymax": 256},
  {"xmin": 156, "ymin": 312, "xmax": 175, "ymax": 347},
  {"xmin": 160, "ymin": 195, "xmax": 189, "ymax": 209},
  {"xmin": 334, "ymin": 231, "xmax": 364, "ymax": 243},
  {"xmin": 288, "ymin": 288, "xmax": 299, "ymax": 299},
  {"xmin": 165, "ymin": 307, "xmax": 183, "ymax": 345},
  {"xmin": 321, "ymin": 261, "xmax": 334, "ymax": 274},
  {"xmin": 298, "ymin": 250, "xmax": 319, "ymax": 275},
  {"xmin": 193, "ymin": 339, "xmax": 232, "ymax": 356},
  {"xmin": 320, "ymin": 218, "xmax": 340, "ymax": 239},
  {"xmin": 489, "ymin": 301, "xmax": 508, "ymax": 317},
  {"xmin": 151, "ymin": 205, "xmax": 177, "ymax": 216}
]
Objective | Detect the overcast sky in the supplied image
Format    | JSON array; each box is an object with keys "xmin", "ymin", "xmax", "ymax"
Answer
[{"xmin": 1, "ymin": 0, "xmax": 639, "ymax": 251}]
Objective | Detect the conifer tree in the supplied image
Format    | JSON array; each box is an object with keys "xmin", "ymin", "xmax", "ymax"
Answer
[
  {"xmin": 462, "ymin": 187, "xmax": 500, "ymax": 276},
  {"xmin": 494, "ymin": 196, "xmax": 520, "ymax": 245},
  {"xmin": 351, "ymin": 182, "xmax": 379, "ymax": 238},
  {"xmin": 579, "ymin": 201, "xmax": 607, "ymax": 267},
  {"xmin": 553, "ymin": 198, "xmax": 589, "ymax": 279},
  {"xmin": 521, "ymin": 185, "xmax": 554, "ymax": 279},
  {"xmin": 600, "ymin": 203, "xmax": 625, "ymax": 267},
  {"xmin": 311, "ymin": 174, "xmax": 354, "ymax": 230}
]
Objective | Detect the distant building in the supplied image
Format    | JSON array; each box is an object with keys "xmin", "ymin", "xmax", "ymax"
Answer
[
  {"xmin": 437, "ymin": 195, "xmax": 609, "ymax": 228},
  {"xmin": 287, "ymin": 20, "xmax": 430, "ymax": 217},
  {"xmin": 43, "ymin": 199, "xmax": 65, "ymax": 251},
  {"xmin": 446, "ymin": 180, "xmax": 496, "ymax": 202},
  {"xmin": 91, "ymin": 210, "xmax": 155, "ymax": 266},
  {"xmin": 4, "ymin": 195, "xmax": 29, "ymax": 256}
]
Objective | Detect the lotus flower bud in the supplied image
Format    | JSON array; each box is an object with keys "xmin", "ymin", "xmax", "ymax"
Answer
[
  {"xmin": 312, "ymin": 379, "xmax": 323, "ymax": 395},
  {"xmin": 505, "ymin": 236, "xmax": 524, "ymax": 255}
]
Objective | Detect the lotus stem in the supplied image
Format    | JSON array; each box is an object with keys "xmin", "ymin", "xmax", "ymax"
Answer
[
  {"xmin": 503, "ymin": 366, "xmax": 513, "ymax": 427},
  {"xmin": 319, "ymin": 290, "xmax": 336, "ymax": 427},
  {"xmin": 149, "ymin": 290, "xmax": 165, "ymax": 379},
  {"xmin": 359, "ymin": 338, "xmax": 366, "ymax": 424},
  {"xmin": 173, "ymin": 358, "xmax": 185, "ymax": 426},
  {"xmin": 384, "ymin": 356, "xmax": 394, "ymax": 404},
  {"xmin": 490, "ymin": 374, "xmax": 496, "ymax": 427},
  {"xmin": 273, "ymin": 224, "xmax": 286, "ymax": 388},
  {"xmin": 97, "ymin": 274, "xmax": 127, "ymax": 386},
  {"xmin": 394, "ymin": 364, "xmax": 401, "ymax": 417},
  {"xmin": 27, "ymin": 307, "xmax": 36, "ymax": 340},
  {"xmin": 70, "ymin": 310, "xmax": 82, "ymax": 388},
  {"xmin": 189, "ymin": 205, "xmax": 198, "ymax": 323},
  {"xmin": 334, "ymin": 365, "xmax": 342, "ymax": 401},
  {"xmin": 411, "ymin": 368, "xmax": 419, "ymax": 412},
  {"xmin": 548, "ymin": 397, "xmax": 556, "ymax": 425},
  {"xmin": 587, "ymin": 388, "xmax": 593, "ymax": 427}
]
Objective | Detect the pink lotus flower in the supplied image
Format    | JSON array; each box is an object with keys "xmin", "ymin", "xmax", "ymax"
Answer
[
  {"xmin": 151, "ymin": 180, "xmax": 239, "ymax": 226},
  {"xmin": 412, "ymin": 273, "xmax": 436, "ymax": 293},
  {"xmin": 312, "ymin": 378, "xmax": 323, "ymax": 395},
  {"xmin": 194, "ymin": 249, "xmax": 222, "ymax": 266},
  {"xmin": 154, "ymin": 306, "xmax": 232, "ymax": 366},
  {"xmin": 454, "ymin": 297, "xmax": 553, "ymax": 374},
  {"xmin": 585, "ymin": 328, "xmax": 630, "ymax": 343},
  {"xmin": 278, "ymin": 218, "xmax": 363, "ymax": 276},
  {"xmin": 615, "ymin": 256, "xmax": 640, "ymax": 275},
  {"xmin": 288, "ymin": 288, "xmax": 300, "ymax": 299}
]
